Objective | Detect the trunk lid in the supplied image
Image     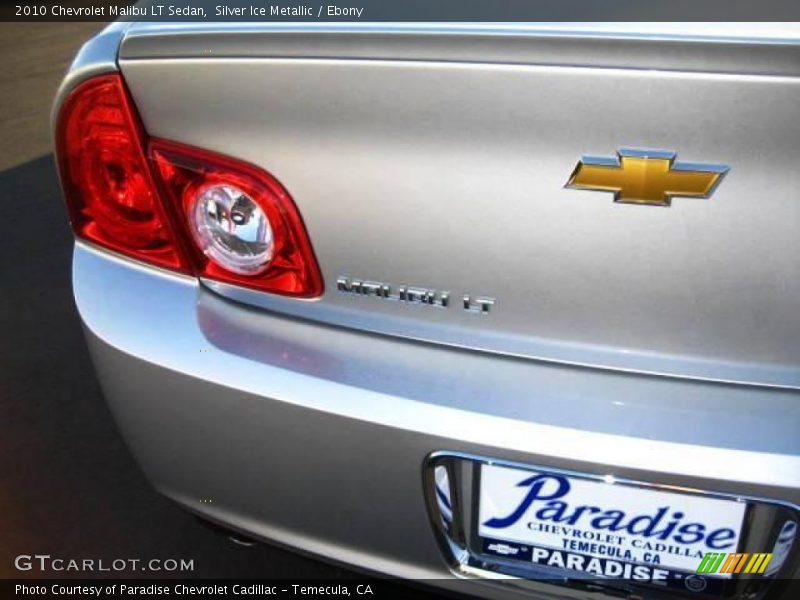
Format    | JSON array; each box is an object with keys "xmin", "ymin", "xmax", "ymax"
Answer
[{"xmin": 119, "ymin": 25, "xmax": 800, "ymax": 388}]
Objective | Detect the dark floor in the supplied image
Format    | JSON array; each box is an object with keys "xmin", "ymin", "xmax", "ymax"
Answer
[{"xmin": 0, "ymin": 159, "xmax": 365, "ymax": 580}]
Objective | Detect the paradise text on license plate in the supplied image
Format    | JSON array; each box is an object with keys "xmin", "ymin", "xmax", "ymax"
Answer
[{"xmin": 478, "ymin": 464, "xmax": 746, "ymax": 582}]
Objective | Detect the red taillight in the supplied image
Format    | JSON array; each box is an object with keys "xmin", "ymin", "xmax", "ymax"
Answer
[
  {"xmin": 56, "ymin": 74, "xmax": 189, "ymax": 272},
  {"xmin": 56, "ymin": 73, "xmax": 323, "ymax": 297}
]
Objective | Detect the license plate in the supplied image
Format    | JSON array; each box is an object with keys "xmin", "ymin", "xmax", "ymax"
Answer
[{"xmin": 478, "ymin": 464, "xmax": 746, "ymax": 580}]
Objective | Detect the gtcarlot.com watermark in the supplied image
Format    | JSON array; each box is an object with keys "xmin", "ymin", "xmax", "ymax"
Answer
[{"xmin": 14, "ymin": 554, "xmax": 194, "ymax": 573}]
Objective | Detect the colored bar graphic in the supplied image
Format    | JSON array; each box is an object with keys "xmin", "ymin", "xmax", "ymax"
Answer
[
  {"xmin": 696, "ymin": 553, "xmax": 713, "ymax": 573},
  {"xmin": 697, "ymin": 552, "xmax": 773, "ymax": 574},
  {"xmin": 719, "ymin": 553, "xmax": 737, "ymax": 573}
]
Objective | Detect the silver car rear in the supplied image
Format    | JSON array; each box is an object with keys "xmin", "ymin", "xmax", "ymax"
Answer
[{"xmin": 55, "ymin": 22, "xmax": 800, "ymax": 599}]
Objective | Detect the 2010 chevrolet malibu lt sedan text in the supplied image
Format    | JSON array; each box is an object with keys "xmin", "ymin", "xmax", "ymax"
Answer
[{"xmin": 52, "ymin": 20, "xmax": 800, "ymax": 600}]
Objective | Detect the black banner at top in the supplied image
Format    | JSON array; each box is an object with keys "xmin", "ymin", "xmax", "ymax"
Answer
[{"xmin": 5, "ymin": 0, "xmax": 800, "ymax": 22}]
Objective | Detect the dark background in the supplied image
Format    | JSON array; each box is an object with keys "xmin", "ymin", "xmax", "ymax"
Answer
[{"xmin": 0, "ymin": 23, "xmax": 357, "ymax": 580}]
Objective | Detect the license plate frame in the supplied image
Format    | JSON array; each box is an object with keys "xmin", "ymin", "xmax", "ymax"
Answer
[{"xmin": 424, "ymin": 452, "xmax": 799, "ymax": 599}]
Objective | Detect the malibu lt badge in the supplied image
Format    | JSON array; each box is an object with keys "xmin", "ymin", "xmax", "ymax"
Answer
[{"xmin": 337, "ymin": 276, "xmax": 495, "ymax": 315}]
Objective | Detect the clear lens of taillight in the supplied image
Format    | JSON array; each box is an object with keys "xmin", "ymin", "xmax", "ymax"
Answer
[
  {"xmin": 56, "ymin": 74, "xmax": 189, "ymax": 272},
  {"xmin": 56, "ymin": 73, "xmax": 323, "ymax": 298},
  {"xmin": 189, "ymin": 184, "xmax": 275, "ymax": 276},
  {"xmin": 149, "ymin": 140, "xmax": 322, "ymax": 297}
]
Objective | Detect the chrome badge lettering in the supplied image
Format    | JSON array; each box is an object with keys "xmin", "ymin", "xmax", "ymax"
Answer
[{"xmin": 337, "ymin": 276, "xmax": 494, "ymax": 315}]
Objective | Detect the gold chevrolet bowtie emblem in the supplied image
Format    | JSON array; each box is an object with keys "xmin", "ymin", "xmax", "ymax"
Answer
[{"xmin": 566, "ymin": 149, "xmax": 728, "ymax": 206}]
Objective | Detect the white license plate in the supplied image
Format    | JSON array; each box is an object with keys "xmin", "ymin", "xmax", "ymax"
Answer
[{"xmin": 478, "ymin": 464, "xmax": 746, "ymax": 579}]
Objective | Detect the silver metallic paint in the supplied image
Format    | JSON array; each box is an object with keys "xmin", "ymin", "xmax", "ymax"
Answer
[
  {"xmin": 74, "ymin": 243, "xmax": 800, "ymax": 488},
  {"xmin": 120, "ymin": 57, "xmax": 800, "ymax": 388},
  {"xmin": 74, "ymin": 242, "xmax": 800, "ymax": 589},
  {"xmin": 119, "ymin": 23, "xmax": 800, "ymax": 78}
]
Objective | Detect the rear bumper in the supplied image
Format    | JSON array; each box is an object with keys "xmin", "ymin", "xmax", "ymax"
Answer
[{"xmin": 73, "ymin": 242, "xmax": 800, "ymax": 593}]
